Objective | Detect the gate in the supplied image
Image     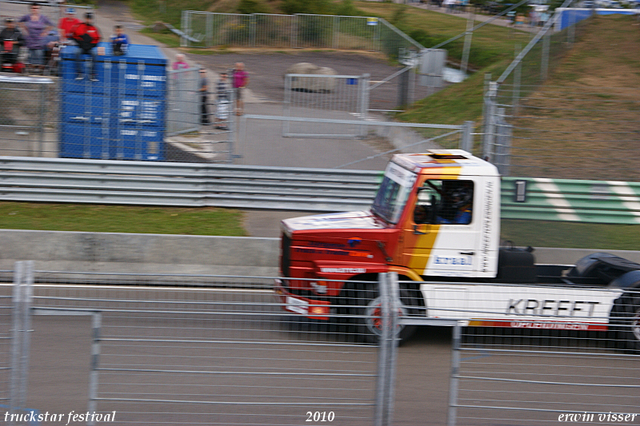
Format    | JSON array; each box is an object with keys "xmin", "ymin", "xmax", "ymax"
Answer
[
  {"xmin": 283, "ymin": 73, "xmax": 369, "ymax": 139},
  {"xmin": 167, "ymin": 68, "xmax": 200, "ymax": 136}
]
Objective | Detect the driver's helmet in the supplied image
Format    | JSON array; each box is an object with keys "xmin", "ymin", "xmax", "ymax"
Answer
[{"xmin": 450, "ymin": 185, "xmax": 472, "ymax": 210}]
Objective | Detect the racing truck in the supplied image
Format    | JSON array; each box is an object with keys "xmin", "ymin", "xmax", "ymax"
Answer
[{"xmin": 274, "ymin": 149, "xmax": 640, "ymax": 348}]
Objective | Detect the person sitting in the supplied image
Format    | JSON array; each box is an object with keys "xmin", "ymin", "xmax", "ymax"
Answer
[
  {"xmin": 110, "ymin": 25, "xmax": 129, "ymax": 56},
  {"xmin": 0, "ymin": 18, "xmax": 25, "ymax": 71},
  {"xmin": 438, "ymin": 185, "xmax": 473, "ymax": 224},
  {"xmin": 70, "ymin": 12, "xmax": 101, "ymax": 82},
  {"xmin": 42, "ymin": 28, "xmax": 59, "ymax": 66}
]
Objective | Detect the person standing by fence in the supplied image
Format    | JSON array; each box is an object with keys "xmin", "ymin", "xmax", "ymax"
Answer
[
  {"xmin": 19, "ymin": 2, "xmax": 54, "ymax": 71},
  {"xmin": 199, "ymin": 68, "xmax": 210, "ymax": 125},
  {"xmin": 232, "ymin": 62, "xmax": 248, "ymax": 116},
  {"xmin": 172, "ymin": 53, "xmax": 188, "ymax": 70}
]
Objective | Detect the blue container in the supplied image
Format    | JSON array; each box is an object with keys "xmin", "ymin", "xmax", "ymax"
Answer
[
  {"xmin": 60, "ymin": 122, "xmax": 111, "ymax": 159},
  {"xmin": 60, "ymin": 93, "xmax": 111, "ymax": 125},
  {"xmin": 111, "ymin": 126, "xmax": 164, "ymax": 161},
  {"xmin": 59, "ymin": 43, "xmax": 167, "ymax": 160},
  {"xmin": 114, "ymin": 97, "xmax": 165, "ymax": 127}
]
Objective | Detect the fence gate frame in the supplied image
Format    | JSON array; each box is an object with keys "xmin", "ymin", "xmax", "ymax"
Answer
[
  {"xmin": 283, "ymin": 73, "xmax": 370, "ymax": 139},
  {"xmin": 8, "ymin": 261, "xmax": 102, "ymax": 426}
]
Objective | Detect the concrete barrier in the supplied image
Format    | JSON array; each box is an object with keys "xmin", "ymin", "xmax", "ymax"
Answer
[
  {"xmin": 0, "ymin": 229, "xmax": 280, "ymax": 278},
  {"xmin": 2, "ymin": 229, "xmax": 639, "ymax": 282}
]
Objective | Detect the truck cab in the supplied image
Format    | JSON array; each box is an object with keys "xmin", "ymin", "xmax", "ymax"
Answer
[{"xmin": 277, "ymin": 150, "xmax": 502, "ymax": 286}]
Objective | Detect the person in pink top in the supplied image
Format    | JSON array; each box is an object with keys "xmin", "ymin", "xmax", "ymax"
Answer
[
  {"xmin": 172, "ymin": 53, "xmax": 188, "ymax": 70},
  {"xmin": 232, "ymin": 62, "xmax": 249, "ymax": 116}
]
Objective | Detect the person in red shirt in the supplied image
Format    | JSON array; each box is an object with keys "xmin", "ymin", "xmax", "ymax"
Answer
[
  {"xmin": 232, "ymin": 62, "xmax": 249, "ymax": 116},
  {"xmin": 58, "ymin": 8, "xmax": 80, "ymax": 43},
  {"xmin": 71, "ymin": 12, "xmax": 101, "ymax": 81}
]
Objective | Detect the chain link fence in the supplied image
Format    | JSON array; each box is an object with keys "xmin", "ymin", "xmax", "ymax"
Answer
[
  {"xmin": 5, "ymin": 262, "xmax": 640, "ymax": 425},
  {"xmin": 179, "ymin": 12, "xmax": 422, "ymax": 57}
]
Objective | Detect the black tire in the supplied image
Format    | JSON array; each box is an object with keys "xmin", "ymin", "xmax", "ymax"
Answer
[
  {"xmin": 610, "ymin": 291, "xmax": 640, "ymax": 352},
  {"xmin": 348, "ymin": 281, "xmax": 422, "ymax": 344}
]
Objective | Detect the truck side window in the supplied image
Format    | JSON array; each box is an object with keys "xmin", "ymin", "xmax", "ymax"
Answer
[{"xmin": 414, "ymin": 180, "xmax": 473, "ymax": 225}]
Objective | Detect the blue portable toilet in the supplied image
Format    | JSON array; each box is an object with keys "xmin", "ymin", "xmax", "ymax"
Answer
[{"xmin": 59, "ymin": 43, "xmax": 167, "ymax": 160}]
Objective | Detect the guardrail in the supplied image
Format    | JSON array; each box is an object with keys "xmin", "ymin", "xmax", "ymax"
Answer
[
  {"xmin": 0, "ymin": 157, "xmax": 382, "ymax": 212},
  {"xmin": 502, "ymin": 177, "xmax": 640, "ymax": 224},
  {"xmin": 1, "ymin": 158, "xmax": 640, "ymax": 223}
]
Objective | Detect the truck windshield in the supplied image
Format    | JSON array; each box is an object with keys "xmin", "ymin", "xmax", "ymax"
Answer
[{"xmin": 371, "ymin": 162, "xmax": 416, "ymax": 224}]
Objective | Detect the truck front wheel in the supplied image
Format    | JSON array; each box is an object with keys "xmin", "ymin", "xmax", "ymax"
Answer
[{"xmin": 347, "ymin": 281, "xmax": 421, "ymax": 344}]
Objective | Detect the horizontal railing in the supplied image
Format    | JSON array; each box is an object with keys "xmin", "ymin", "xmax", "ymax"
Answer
[
  {"xmin": 501, "ymin": 177, "xmax": 640, "ymax": 224},
  {"xmin": 0, "ymin": 157, "xmax": 382, "ymax": 212},
  {"xmin": 1, "ymin": 157, "xmax": 640, "ymax": 223}
]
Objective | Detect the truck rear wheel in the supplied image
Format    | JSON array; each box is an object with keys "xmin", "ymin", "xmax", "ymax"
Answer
[{"xmin": 610, "ymin": 292, "xmax": 640, "ymax": 352}]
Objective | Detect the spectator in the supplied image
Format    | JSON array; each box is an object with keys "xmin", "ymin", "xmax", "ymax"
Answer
[
  {"xmin": 71, "ymin": 12, "xmax": 101, "ymax": 82},
  {"xmin": 199, "ymin": 68, "xmax": 210, "ymax": 125},
  {"xmin": 529, "ymin": 10, "xmax": 538, "ymax": 28},
  {"xmin": 18, "ymin": 2, "xmax": 54, "ymax": 71},
  {"xmin": 0, "ymin": 18, "xmax": 25, "ymax": 71},
  {"xmin": 58, "ymin": 7, "xmax": 80, "ymax": 44},
  {"xmin": 172, "ymin": 53, "xmax": 189, "ymax": 70},
  {"xmin": 42, "ymin": 28, "xmax": 59, "ymax": 66},
  {"xmin": 215, "ymin": 71, "xmax": 230, "ymax": 130},
  {"xmin": 110, "ymin": 25, "xmax": 129, "ymax": 56},
  {"xmin": 232, "ymin": 62, "xmax": 248, "ymax": 116}
]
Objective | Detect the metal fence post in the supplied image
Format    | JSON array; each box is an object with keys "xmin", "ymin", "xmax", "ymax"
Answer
[
  {"xmin": 17, "ymin": 261, "xmax": 33, "ymax": 416},
  {"xmin": 359, "ymin": 73, "xmax": 370, "ymax": 138},
  {"xmin": 512, "ymin": 44, "xmax": 521, "ymax": 115},
  {"xmin": 292, "ymin": 14, "xmax": 298, "ymax": 49},
  {"xmin": 460, "ymin": 121, "xmax": 474, "ymax": 153},
  {"xmin": 447, "ymin": 324, "xmax": 462, "ymax": 426},
  {"xmin": 38, "ymin": 84, "xmax": 46, "ymax": 157},
  {"xmin": 180, "ymin": 10, "xmax": 187, "ymax": 47},
  {"xmin": 87, "ymin": 312, "xmax": 102, "ymax": 426},
  {"xmin": 8, "ymin": 262, "xmax": 25, "ymax": 426},
  {"xmin": 374, "ymin": 272, "xmax": 399, "ymax": 426},
  {"xmin": 9, "ymin": 261, "xmax": 34, "ymax": 425},
  {"xmin": 460, "ymin": 9, "xmax": 474, "ymax": 79},
  {"xmin": 541, "ymin": 32, "xmax": 550, "ymax": 81},
  {"xmin": 207, "ymin": 12, "xmax": 213, "ymax": 48},
  {"xmin": 482, "ymin": 79, "xmax": 497, "ymax": 161},
  {"xmin": 495, "ymin": 107, "xmax": 512, "ymax": 176}
]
